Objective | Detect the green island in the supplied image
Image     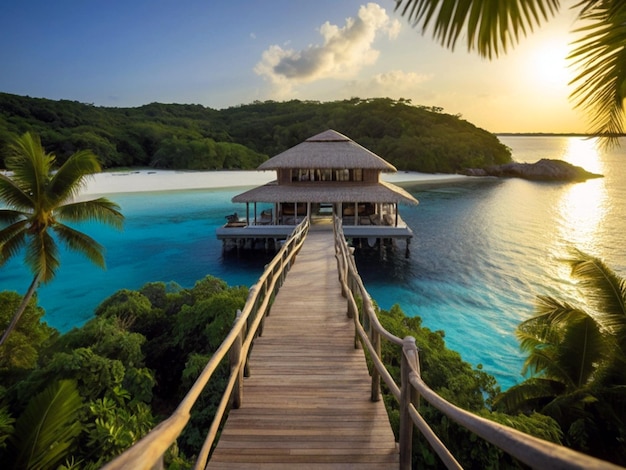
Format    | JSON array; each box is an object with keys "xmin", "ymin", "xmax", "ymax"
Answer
[{"xmin": 0, "ymin": 93, "xmax": 511, "ymax": 173}]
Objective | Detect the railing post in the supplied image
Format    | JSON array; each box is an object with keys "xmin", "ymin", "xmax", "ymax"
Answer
[
  {"xmin": 230, "ymin": 310, "xmax": 244, "ymax": 409},
  {"xmin": 259, "ymin": 282, "xmax": 268, "ymax": 336},
  {"xmin": 370, "ymin": 322, "xmax": 381, "ymax": 402},
  {"xmin": 346, "ymin": 270, "xmax": 355, "ymax": 320},
  {"xmin": 399, "ymin": 336, "xmax": 417, "ymax": 470}
]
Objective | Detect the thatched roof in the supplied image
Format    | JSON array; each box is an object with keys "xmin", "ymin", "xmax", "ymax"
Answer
[
  {"xmin": 257, "ymin": 129, "xmax": 397, "ymax": 172},
  {"xmin": 232, "ymin": 180, "xmax": 418, "ymax": 205}
]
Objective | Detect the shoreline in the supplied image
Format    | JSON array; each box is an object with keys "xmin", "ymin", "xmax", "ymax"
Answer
[{"xmin": 80, "ymin": 169, "xmax": 472, "ymax": 197}]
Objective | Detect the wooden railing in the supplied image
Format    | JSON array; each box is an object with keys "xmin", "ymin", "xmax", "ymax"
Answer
[
  {"xmin": 102, "ymin": 218, "xmax": 310, "ymax": 470},
  {"xmin": 332, "ymin": 215, "xmax": 620, "ymax": 470}
]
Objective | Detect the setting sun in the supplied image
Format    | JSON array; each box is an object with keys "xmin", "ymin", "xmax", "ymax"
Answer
[{"xmin": 528, "ymin": 41, "xmax": 571, "ymax": 88}]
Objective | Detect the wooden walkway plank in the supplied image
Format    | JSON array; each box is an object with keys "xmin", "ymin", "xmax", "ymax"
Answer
[{"xmin": 206, "ymin": 229, "xmax": 399, "ymax": 469}]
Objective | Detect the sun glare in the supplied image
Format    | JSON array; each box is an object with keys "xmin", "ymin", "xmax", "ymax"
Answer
[{"xmin": 527, "ymin": 41, "xmax": 571, "ymax": 88}]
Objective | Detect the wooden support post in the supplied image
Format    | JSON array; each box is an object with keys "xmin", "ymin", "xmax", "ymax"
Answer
[
  {"xmin": 399, "ymin": 336, "xmax": 418, "ymax": 470},
  {"xmin": 370, "ymin": 323, "xmax": 381, "ymax": 402},
  {"xmin": 230, "ymin": 310, "xmax": 244, "ymax": 409}
]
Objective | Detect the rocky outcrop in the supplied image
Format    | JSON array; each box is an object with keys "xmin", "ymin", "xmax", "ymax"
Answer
[{"xmin": 462, "ymin": 159, "xmax": 603, "ymax": 182}]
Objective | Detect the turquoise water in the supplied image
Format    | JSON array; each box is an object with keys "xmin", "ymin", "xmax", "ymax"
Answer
[{"xmin": 1, "ymin": 136, "xmax": 624, "ymax": 390}]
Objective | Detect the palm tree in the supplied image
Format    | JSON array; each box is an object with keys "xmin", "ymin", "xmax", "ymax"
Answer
[
  {"xmin": 0, "ymin": 132, "xmax": 124, "ymax": 346},
  {"xmin": 394, "ymin": 0, "xmax": 626, "ymax": 143},
  {"xmin": 494, "ymin": 250, "xmax": 626, "ymax": 461}
]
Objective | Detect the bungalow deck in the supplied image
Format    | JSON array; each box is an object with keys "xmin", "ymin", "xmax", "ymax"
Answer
[{"xmin": 216, "ymin": 217, "xmax": 413, "ymax": 255}]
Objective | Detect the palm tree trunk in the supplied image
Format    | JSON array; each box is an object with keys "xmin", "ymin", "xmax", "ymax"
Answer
[{"xmin": 0, "ymin": 272, "xmax": 41, "ymax": 347}]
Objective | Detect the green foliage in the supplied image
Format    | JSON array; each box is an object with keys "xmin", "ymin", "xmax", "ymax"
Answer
[
  {"xmin": 0, "ymin": 94, "xmax": 511, "ymax": 172},
  {"xmin": 0, "ymin": 292, "xmax": 55, "ymax": 373},
  {"xmin": 0, "ymin": 274, "xmax": 246, "ymax": 468},
  {"xmin": 84, "ymin": 393, "xmax": 155, "ymax": 466},
  {"xmin": 43, "ymin": 349, "xmax": 126, "ymax": 402},
  {"xmin": 177, "ymin": 354, "xmax": 229, "ymax": 454},
  {"xmin": 7, "ymin": 380, "xmax": 82, "ymax": 470},
  {"xmin": 0, "ymin": 407, "xmax": 15, "ymax": 451},
  {"xmin": 174, "ymin": 289, "xmax": 246, "ymax": 353}
]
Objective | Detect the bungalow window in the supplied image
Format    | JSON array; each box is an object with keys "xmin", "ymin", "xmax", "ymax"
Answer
[
  {"xmin": 351, "ymin": 169, "xmax": 363, "ymax": 182},
  {"xmin": 291, "ymin": 169, "xmax": 311, "ymax": 181},
  {"xmin": 336, "ymin": 169, "xmax": 349, "ymax": 181},
  {"xmin": 321, "ymin": 169, "xmax": 332, "ymax": 181}
]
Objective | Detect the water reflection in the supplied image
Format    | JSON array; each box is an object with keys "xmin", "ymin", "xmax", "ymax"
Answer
[
  {"xmin": 546, "ymin": 138, "xmax": 608, "ymax": 302},
  {"xmin": 556, "ymin": 137, "xmax": 607, "ymax": 253}
]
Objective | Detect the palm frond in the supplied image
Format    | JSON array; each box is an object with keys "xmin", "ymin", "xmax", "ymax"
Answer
[
  {"xmin": 493, "ymin": 377, "xmax": 564, "ymax": 413},
  {"xmin": 394, "ymin": 0, "xmax": 560, "ymax": 58},
  {"xmin": 52, "ymin": 223, "xmax": 106, "ymax": 268},
  {"xmin": 568, "ymin": 250, "xmax": 626, "ymax": 328},
  {"xmin": 0, "ymin": 209, "xmax": 27, "ymax": 227},
  {"xmin": 558, "ymin": 313, "xmax": 607, "ymax": 388},
  {"xmin": 568, "ymin": 2, "xmax": 626, "ymax": 145},
  {"xmin": 534, "ymin": 295, "xmax": 588, "ymax": 327},
  {"xmin": 24, "ymin": 230, "xmax": 59, "ymax": 283},
  {"xmin": 0, "ymin": 220, "xmax": 28, "ymax": 265},
  {"xmin": 0, "ymin": 406, "xmax": 15, "ymax": 451},
  {"xmin": 522, "ymin": 348, "xmax": 577, "ymax": 388},
  {"xmin": 4, "ymin": 132, "xmax": 54, "ymax": 204},
  {"xmin": 10, "ymin": 380, "xmax": 82, "ymax": 470},
  {"xmin": 47, "ymin": 150, "xmax": 102, "ymax": 206},
  {"xmin": 56, "ymin": 198, "xmax": 124, "ymax": 230},
  {"xmin": 0, "ymin": 174, "xmax": 33, "ymax": 212},
  {"xmin": 516, "ymin": 295, "xmax": 586, "ymax": 352},
  {"xmin": 540, "ymin": 389, "xmax": 593, "ymax": 422},
  {"xmin": 517, "ymin": 295, "xmax": 606, "ymax": 388}
]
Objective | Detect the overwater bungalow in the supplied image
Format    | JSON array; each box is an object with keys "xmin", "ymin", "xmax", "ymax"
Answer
[{"xmin": 216, "ymin": 129, "xmax": 418, "ymax": 254}]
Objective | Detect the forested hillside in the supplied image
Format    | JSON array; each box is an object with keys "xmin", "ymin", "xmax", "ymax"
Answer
[{"xmin": 0, "ymin": 93, "xmax": 511, "ymax": 172}]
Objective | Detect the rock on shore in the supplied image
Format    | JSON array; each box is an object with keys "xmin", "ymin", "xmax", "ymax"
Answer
[{"xmin": 462, "ymin": 159, "xmax": 603, "ymax": 182}]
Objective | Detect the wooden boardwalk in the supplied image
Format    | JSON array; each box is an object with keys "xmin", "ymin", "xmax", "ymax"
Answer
[{"xmin": 207, "ymin": 226, "xmax": 399, "ymax": 469}]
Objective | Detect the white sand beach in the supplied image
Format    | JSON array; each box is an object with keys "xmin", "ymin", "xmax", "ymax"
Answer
[{"xmin": 80, "ymin": 169, "xmax": 470, "ymax": 197}]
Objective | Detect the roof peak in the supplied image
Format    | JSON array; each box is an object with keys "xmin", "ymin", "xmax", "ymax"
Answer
[
  {"xmin": 257, "ymin": 129, "xmax": 397, "ymax": 172},
  {"xmin": 306, "ymin": 129, "xmax": 350, "ymax": 142}
]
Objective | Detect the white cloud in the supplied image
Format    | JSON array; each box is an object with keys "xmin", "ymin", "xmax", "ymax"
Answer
[{"xmin": 255, "ymin": 3, "xmax": 401, "ymax": 87}]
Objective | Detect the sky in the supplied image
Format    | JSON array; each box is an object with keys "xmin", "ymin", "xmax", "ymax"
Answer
[{"xmin": 0, "ymin": 1, "xmax": 588, "ymax": 133}]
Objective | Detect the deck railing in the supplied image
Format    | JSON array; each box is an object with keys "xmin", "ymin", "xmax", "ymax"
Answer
[
  {"xmin": 102, "ymin": 218, "xmax": 310, "ymax": 470},
  {"xmin": 332, "ymin": 215, "xmax": 620, "ymax": 470}
]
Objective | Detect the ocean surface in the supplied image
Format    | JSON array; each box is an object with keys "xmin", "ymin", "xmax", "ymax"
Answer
[{"xmin": 1, "ymin": 136, "xmax": 624, "ymax": 390}]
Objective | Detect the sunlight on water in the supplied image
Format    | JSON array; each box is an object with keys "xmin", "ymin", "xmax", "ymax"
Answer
[
  {"xmin": 561, "ymin": 136, "xmax": 603, "ymax": 174},
  {"xmin": 555, "ymin": 137, "xmax": 607, "ymax": 250},
  {"xmin": 556, "ymin": 179, "xmax": 607, "ymax": 252}
]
